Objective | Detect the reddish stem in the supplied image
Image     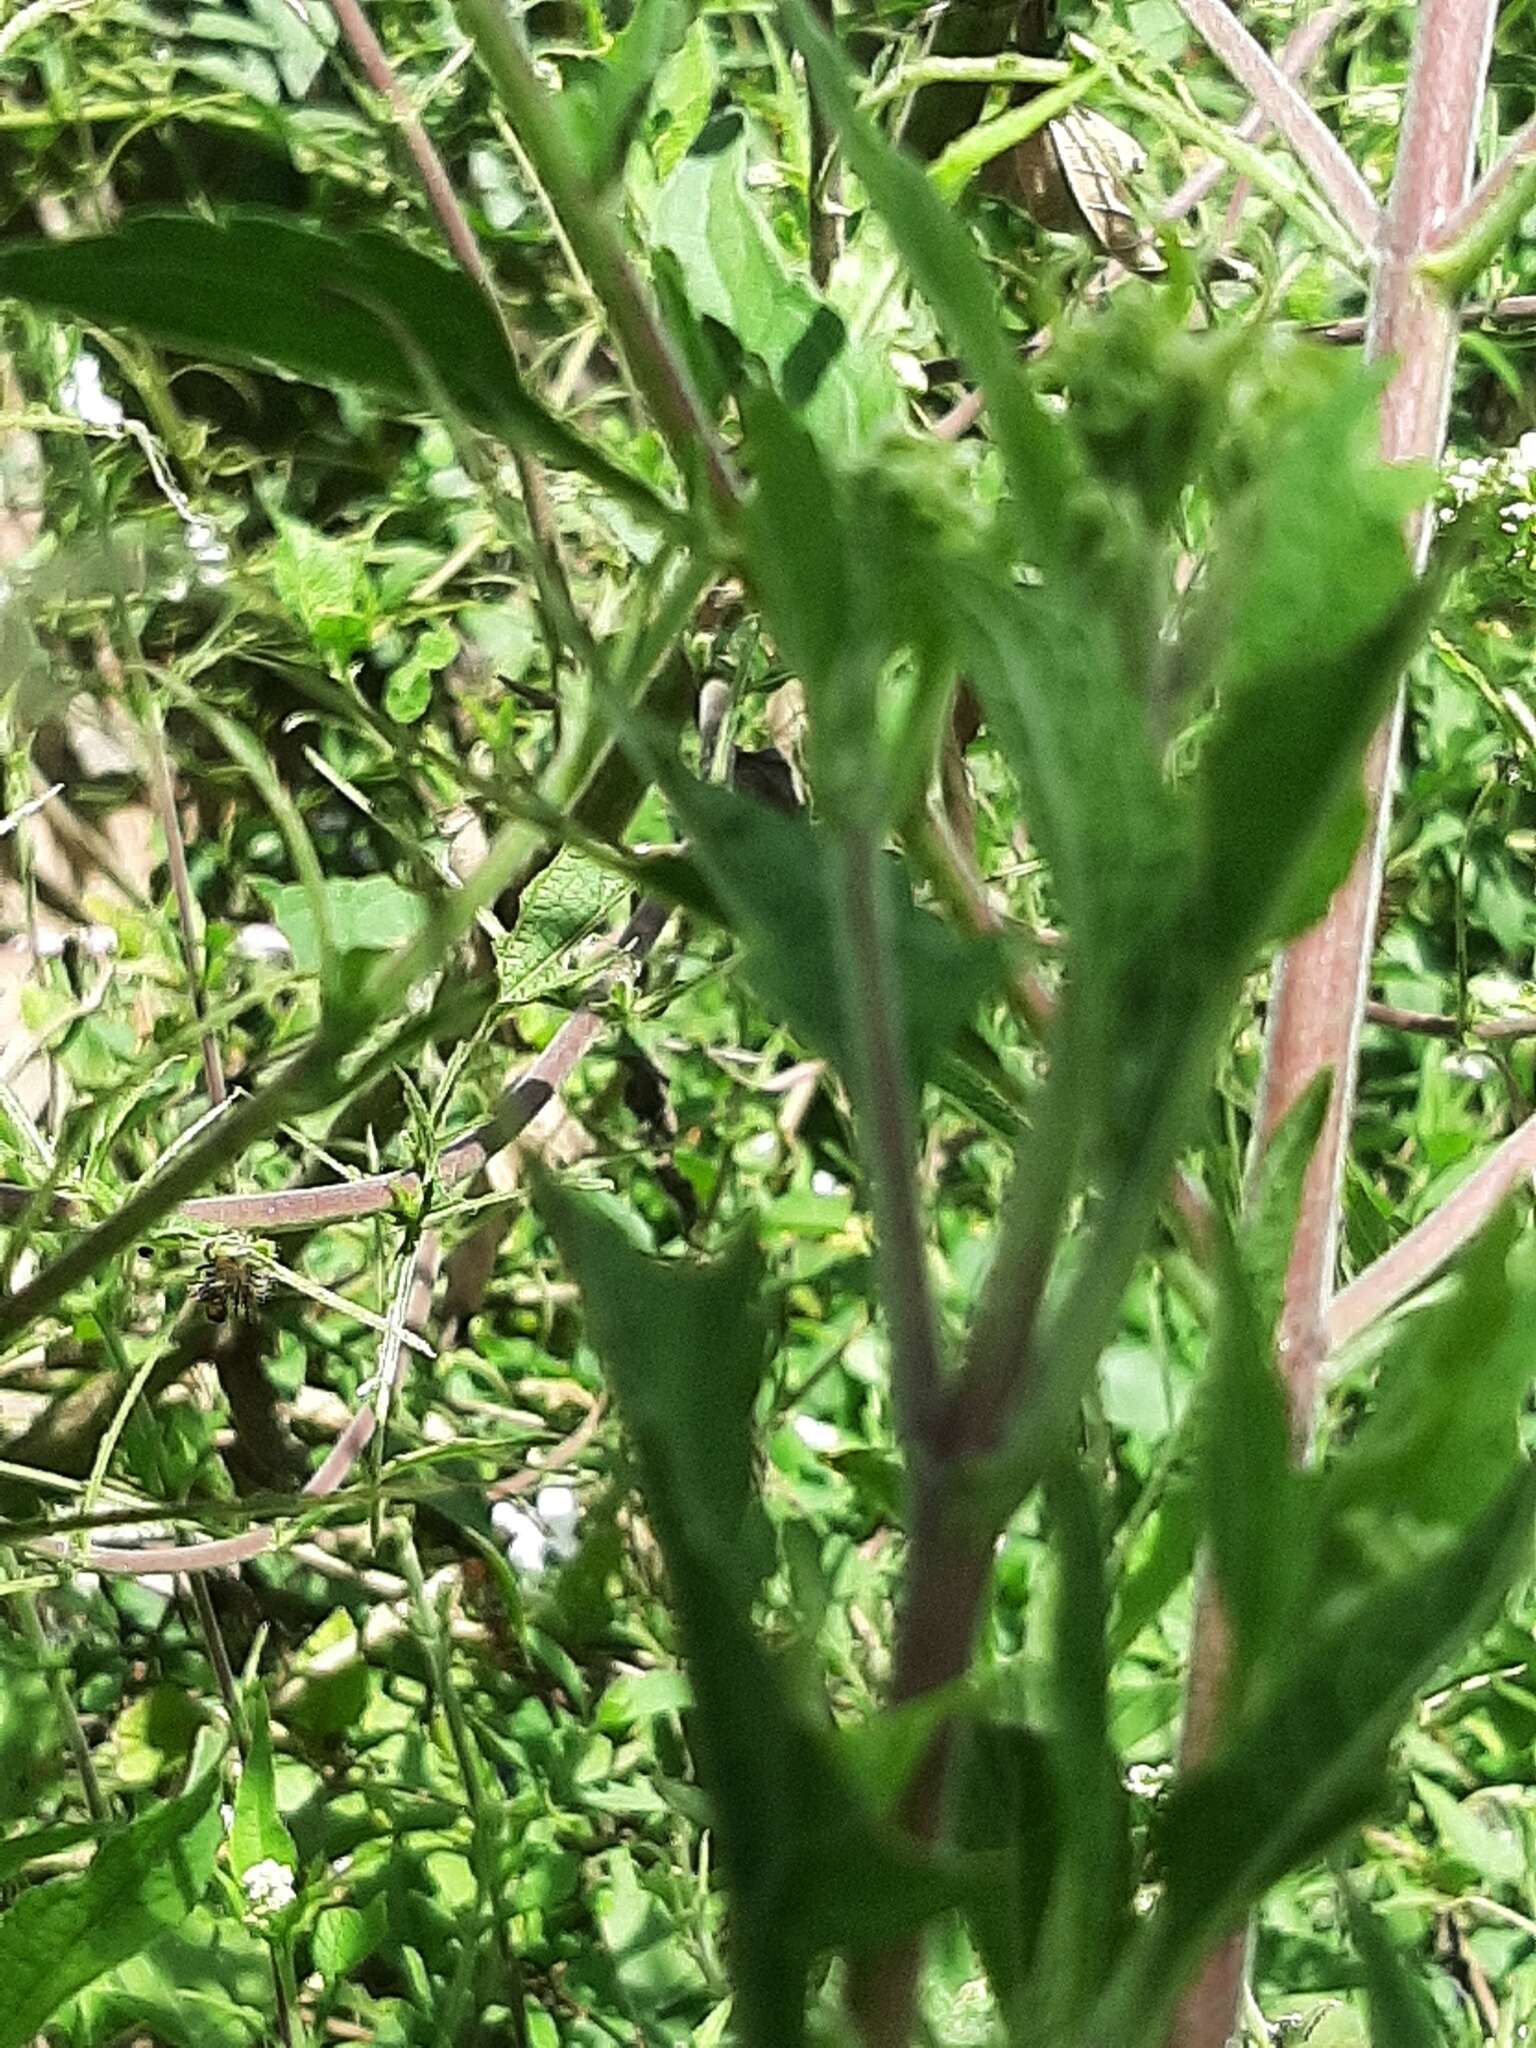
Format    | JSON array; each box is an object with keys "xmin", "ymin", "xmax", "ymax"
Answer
[{"xmin": 1170, "ymin": 6, "xmax": 1498, "ymax": 2043}]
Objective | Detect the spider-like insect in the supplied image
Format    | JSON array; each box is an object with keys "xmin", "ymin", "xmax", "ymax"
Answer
[{"xmin": 192, "ymin": 1236, "xmax": 273, "ymax": 1324}]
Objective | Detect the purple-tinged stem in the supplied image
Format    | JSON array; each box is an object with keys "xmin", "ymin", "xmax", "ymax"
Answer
[
  {"xmin": 1169, "ymin": 0, "xmax": 1381, "ymax": 250},
  {"xmin": 1170, "ymin": 7, "xmax": 1498, "ymax": 2045}
]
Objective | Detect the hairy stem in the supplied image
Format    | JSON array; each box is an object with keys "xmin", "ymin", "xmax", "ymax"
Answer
[
  {"xmin": 1170, "ymin": 6, "xmax": 1497, "ymax": 2042},
  {"xmin": 1168, "ymin": 0, "xmax": 1380, "ymax": 250}
]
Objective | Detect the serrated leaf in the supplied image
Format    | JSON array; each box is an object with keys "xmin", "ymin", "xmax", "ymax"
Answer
[
  {"xmin": 1092, "ymin": 1465, "xmax": 1536, "ymax": 2046},
  {"xmin": 653, "ymin": 777, "xmax": 1002, "ymax": 1092},
  {"xmin": 313, "ymin": 1896, "xmax": 389, "ymax": 1980},
  {"xmin": 1192, "ymin": 364, "xmax": 1438, "ymax": 967},
  {"xmin": 496, "ymin": 849, "xmax": 631, "ymax": 1007}
]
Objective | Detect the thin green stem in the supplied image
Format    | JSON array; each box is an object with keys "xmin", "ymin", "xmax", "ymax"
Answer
[
  {"xmin": 859, "ymin": 51, "xmax": 1070, "ymax": 111},
  {"xmin": 828, "ymin": 825, "xmax": 948, "ymax": 1455},
  {"xmin": 7, "ymin": 1557, "xmax": 110, "ymax": 1822},
  {"xmin": 400, "ymin": 1528, "xmax": 530, "ymax": 2047}
]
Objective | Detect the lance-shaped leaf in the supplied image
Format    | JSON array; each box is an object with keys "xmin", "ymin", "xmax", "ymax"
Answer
[
  {"xmin": 0, "ymin": 211, "xmax": 668, "ymax": 523},
  {"xmin": 536, "ymin": 1177, "xmax": 959, "ymax": 2048},
  {"xmin": 1090, "ymin": 1463, "xmax": 1536, "ymax": 2048}
]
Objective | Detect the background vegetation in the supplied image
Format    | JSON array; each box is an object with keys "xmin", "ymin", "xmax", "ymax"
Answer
[{"xmin": 4, "ymin": 1, "xmax": 1536, "ymax": 2044}]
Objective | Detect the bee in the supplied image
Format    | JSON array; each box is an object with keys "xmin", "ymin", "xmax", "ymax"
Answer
[{"xmin": 192, "ymin": 1236, "xmax": 273, "ymax": 1324}]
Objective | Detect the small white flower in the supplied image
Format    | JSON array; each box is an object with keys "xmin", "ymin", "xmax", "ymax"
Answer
[
  {"xmin": 810, "ymin": 1169, "xmax": 843, "ymax": 1198},
  {"xmin": 793, "ymin": 1415, "xmax": 840, "ymax": 1454},
  {"xmin": 493, "ymin": 1486, "xmax": 583, "ymax": 1571},
  {"xmin": 534, "ymin": 1484, "xmax": 581, "ymax": 1562},
  {"xmin": 58, "ymin": 352, "xmax": 124, "ymax": 432},
  {"xmin": 491, "ymin": 1500, "xmax": 550, "ymax": 1574},
  {"xmin": 242, "ymin": 1857, "xmax": 297, "ymax": 1917},
  {"xmin": 1445, "ymin": 1049, "xmax": 1498, "ymax": 1084},
  {"xmin": 234, "ymin": 922, "xmax": 293, "ymax": 964}
]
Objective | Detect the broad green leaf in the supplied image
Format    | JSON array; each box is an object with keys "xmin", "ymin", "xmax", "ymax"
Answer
[
  {"xmin": 61, "ymin": 1912, "xmax": 271, "ymax": 2048},
  {"xmin": 653, "ymin": 108, "xmax": 900, "ymax": 456},
  {"xmin": 1026, "ymin": 1458, "xmax": 1133, "ymax": 2033},
  {"xmin": 495, "ymin": 848, "xmax": 631, "ymax": 1007},
  {"xmin": 248, "ymin": 0, "xmax": 335, "ymax": 99},
  {"xmin": 1093, "ymin": 1464, "xmax": 1536, "ymax": 2047},
  {"xmin": 384, "ymin": 622, "xmax": 458, "ymax": 725},
  {"xmin": 537, "ymin": 1178, "xmax": 959, "ymax": 2048},
  {"xmin": 1340, "ymin": 1880, "xmax": 1445, "ymax": 2048},
  {"xmin": 1413, "ymin": 1773, "xmax": 1525, "ymax": 1890},
  {"xmin": 0, "ymin": 211, "xmax": 668, "ymax": 523},
  {"xmin": 254, "ymin": 873, "xmax": 427, "ymax": 974},
  {"xmin": 313, "ymin": 1896, "xmax": 389, "ymax": 1980},
  {"xmin": 653, "ymin": 776, "xmax": 1003, "ymax": 1091},
  {"xmin": 229, "ymin": 1690, "xmax": 296, "ymax": 1883},
  {"xmin": 0, "ymin": 1739, "xmax": 226, "ymax": 2048},
  {"xmin": 272, "ymin": 517, "xmax": 373, "ymax": 659}
]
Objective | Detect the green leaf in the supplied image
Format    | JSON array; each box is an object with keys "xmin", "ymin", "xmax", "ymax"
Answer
[
  {"xmin": 777, "ymin": 0, "xmax": 1080, "ymax": 571},
  {"xmin": 951, "ymin": 1720, "xmax": 1057, "ymax": 2007},
  {"xmin": 1108, "ymin": 1461, "xmax": 1201, "ymax": 1658},
  {"xmin": 272, "ymin": 518, "xmax": 373, "ymax": 658},
  {"xmin": 0, "ymin": 1739, "xmax": 226, "ymax": 2048},
  {"xmin": 1240, "ymin": 1069, "xmax": 1332, "ymax": 1332},
  {"xmin": 254, "ymin": 873, "xmax": 427, "ymax": 975},
  {"xmin": 229, "ymin": 1690, "xmax": 296, "ymax": 1883},
  {"xmin": 536, "ymin": 1177, "xmax": 959, "ymax": 2048},
  {"xmin": 1198, "ymin": 1080, "xmax": 1330, "ymax": 1703},
  {"xmin": 384, "ymin": 622, "xmax": 458, "ymax": 725},
  {"xmin": 0, "ymin": 211, "xmax": 669, "ymax": 523},
  {"xmin": 1095, "ymin": 1464, "xmax": 1536, "ymax": 2045},
  {"xmin": 567, "ymin": 0, "xmax": 688, "ymax": 192},
  {"xmin": 495, "ymin": 848, "xmax": 631, "ymax": 1007},
  {"xmin": 1413, "ymin": 1773, "xmax": 1525, "ymax": 1890},
  {"xmin": 1192, "ymin": 362, "xmax": 1438, "ymax": 967},
  {"xmin": 653, "ymin": 108, "xmax": 899, "ymax": 457},
  {"xmin": 1322, "ymin": 1217, "xmax": 1535, "ymax": 1536},
  {"xmin": 312, "ymin": 1895, "xmax": 389, "ymax": 1981},
  {"xmin": 1340, "ymin": 1880, "xmax": 1446, "ymax": 2048},
  {"xmin": 653, "ymin": 777, "xmax": 1002, "ymax": 1091},
  {"xmin": 62, "ymin": 1916, "xmax": 269, "ymax": 2048}
]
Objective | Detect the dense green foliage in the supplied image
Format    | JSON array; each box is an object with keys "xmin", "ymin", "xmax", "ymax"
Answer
[{"xmin": 4, "ymin": 2, "xmax": 1536, "ymax": 2044}]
